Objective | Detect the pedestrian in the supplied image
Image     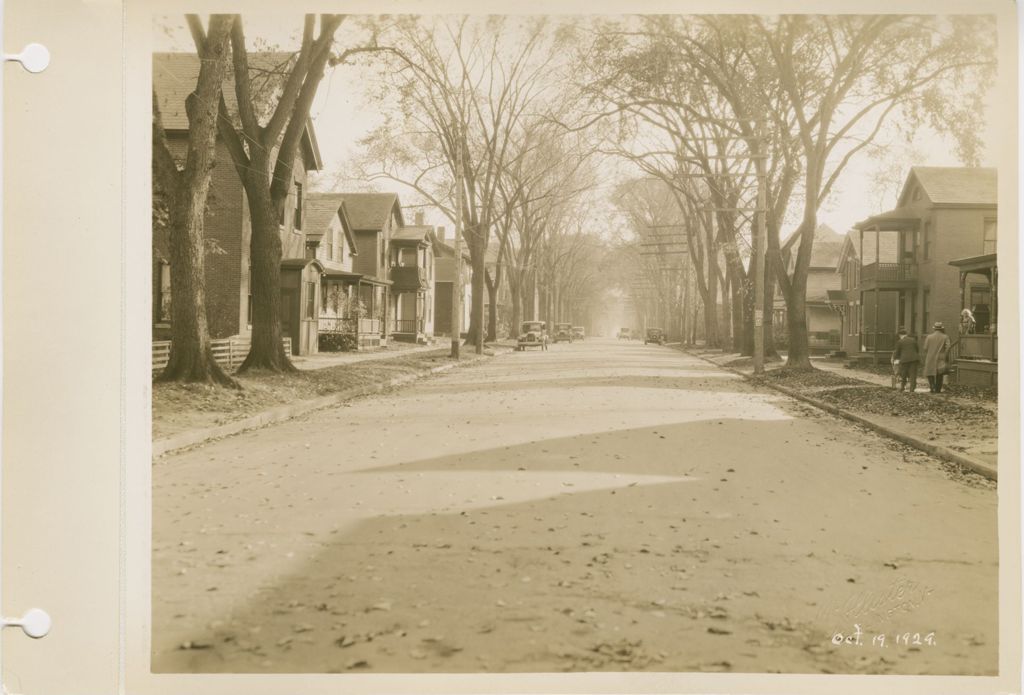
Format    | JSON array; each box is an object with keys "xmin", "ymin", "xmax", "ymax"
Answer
[
  {"xmin": 890, "ymin": 327, "xmax": 920, "ymax": 392},
  {"xmin": 922, "ymin": 322, "xmax": 952, "ymax": 393},
  {"xmin": 960, "ymin": 308, "xmax": 976, "ymax": 335}
]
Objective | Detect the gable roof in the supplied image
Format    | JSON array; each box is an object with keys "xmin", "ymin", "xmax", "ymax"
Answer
[
  {"xmin": 392, "ymin": 225, "xmax": 433, "ymax": 244},
  {"xmin": 835, "ymin": 230, "xmax": 861, "ymax": 270},
  {"xmin": 898, "ymin": 166, "xmax": 997, "ymax": 207},
  {"xmin": 305, "ymin": 193, "xmax": 358, "ymax": 253},
  {"xmin": 781, "ymin": 223, "xmax": 846, "ymax": 269},
  {"xmin": 336, "ymin": 193, "xmax": 404, "ymax": 231},
  {"xmin": 152, "ymin": 52, "xmax": 322, "ymax": 170}
]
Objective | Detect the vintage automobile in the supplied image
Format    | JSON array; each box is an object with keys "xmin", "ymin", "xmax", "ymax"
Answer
[
  {"xmin": 552, "ymin": 322, "xmax": 574, "ymax": 343},
  {"xmin": 516, "ymin": 321, "xmax": 548, "ymax": 351},
  {"xmin": 644, "ymin": 327, "xmax": 666, "ymax": 345},
  {"xmin": 618, "ymin": 327, "xmax": 631, "ymax": 340},
  {"xmin": 571, "ymin": 326, "xmax": 585, "ymax": 341}
]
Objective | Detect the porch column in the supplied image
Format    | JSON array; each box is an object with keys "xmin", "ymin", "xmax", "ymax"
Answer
[
  {"xmin": 992, "ymin": 266, "xmax": 998, "ymax": 335},
  {"xmin": 873, "ymin": 286, "xmax": 879, "ymax": 362}
]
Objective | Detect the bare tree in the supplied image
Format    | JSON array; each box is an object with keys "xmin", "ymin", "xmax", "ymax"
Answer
[
  {"xmin": 217, "ymin": 14, "xmax": 344, "ymax": 372},
  {"xmin": 357, "ymin": 16, "xmax": 562, "ymax": 353},
  {"xmin": 152, "ymin": 14, "xmax": 238, "ymax": 387}
]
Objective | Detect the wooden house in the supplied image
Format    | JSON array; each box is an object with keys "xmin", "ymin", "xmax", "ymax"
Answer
[
  {"xmin": 835, "ymin": 167, "xmax": 997, "ymax": 368},
  {"xmin": 389, "ymin": 216, "xmax": 436, "ymax": 343},
  {"xmin": 773, "ymin": 224, "xmax": 845, "ymax": 353},
  {"xmin": 432, "ymin": 229, "xmax": 473, "ymax": 337}
]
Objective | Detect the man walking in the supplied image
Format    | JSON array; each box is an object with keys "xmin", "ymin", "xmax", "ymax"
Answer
[
  {"xmin": 923, "ymin": 321, "xmax": 952, "ymax": 393},
  {"xmin": 891, "ymin": 327, "xmax": 920, "ymax": 392}
]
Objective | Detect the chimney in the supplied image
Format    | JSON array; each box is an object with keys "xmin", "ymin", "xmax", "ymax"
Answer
[{"xmin": 414, "ymin": 211, "xmax": 424, "ymax": 226}]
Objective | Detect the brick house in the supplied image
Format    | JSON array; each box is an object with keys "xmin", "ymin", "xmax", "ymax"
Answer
[
  {"xmin": 152, "ymin": 53, "xmax": 322, "ymax": 355},
  {"xmin": 773, "ymin": 224, "xmax": 845, "ymax": 353},
  {"xmin": 834, "ymin": 166, "xmax": 997, "ymax": 363}
]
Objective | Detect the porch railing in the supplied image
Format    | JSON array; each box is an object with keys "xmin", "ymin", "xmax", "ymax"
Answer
[
  {"xmin": 957, "ymin": 333, "xmax": 997, "ymax": 361},
  {"xmin": 860, "ymin": 262, "xmax": 916, "ymax": 284},
  {"xmin": 392, "ymin": 318, "xmax": 424, "ymax": 334},
  {"xmin": 809, "ymin": 330, "xmax": 841, "ymax": 348},
  {"xmin": 862, "ymin": 331, "xmax": 896, "ymax": 352}
]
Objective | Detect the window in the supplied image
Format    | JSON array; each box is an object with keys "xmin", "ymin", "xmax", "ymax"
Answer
[
  {"xmin": 304, "ymin": 281, "xmax": 316, "ymax": 319},
  {"xmin": 912, "ymin": 185, "xmax": 921, "ymax": 201},
  {"xmin": 921, "ymin": 289, "xmax": 930, "ymax": 333},
  {"xmin": 923, "ymin": 222, "xmax": 932, "ymax": 260},
  {"xmin": 983, "ymin": 218, "xmax": 996, "ymax": 254},
  {"xmin": 156, "ymin": 261, "xmax": 172, "ymax": 323},
  {"xmin": 294, "ymin": 182, "xmax": 303, "ymax": 231}
]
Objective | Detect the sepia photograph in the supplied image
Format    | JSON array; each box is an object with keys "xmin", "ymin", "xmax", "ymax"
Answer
[{"xmin": 148, "ymin": 10, "xmax": 1008, "ymax": 678}]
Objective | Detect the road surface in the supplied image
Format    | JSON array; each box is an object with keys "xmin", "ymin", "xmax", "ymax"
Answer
[{"xmin": 152, "ymin": 338, "xmax": 997, "ymax": 674}]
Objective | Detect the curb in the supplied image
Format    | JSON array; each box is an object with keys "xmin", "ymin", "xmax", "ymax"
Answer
[
  {"xmin": 682, "ymin": 348, "xmax": 997, "ymax": 482},
  {"xmin": 154, "ymin": 349, "xmax": 506, "ymax": 458}
]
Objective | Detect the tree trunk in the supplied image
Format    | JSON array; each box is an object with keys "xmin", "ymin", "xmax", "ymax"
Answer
[
  {"xmin": 509, "ymin": 273, "xmax": 522, "ymax": 338},
  {"xmin": 763, "ymin": 263, "xmax": 779, "ymax": 359},
  {"xmin": 783, "ymin": 213, "xmax": 816, "ymax": 369},
  {"xmin": 704, "ymin": 252, "xmax": 719, "ymax": 348},
  {"xmin": 155, "ymin": 15, "xmax": 237, "ymax": 388},
  {"xmin": 239, "ymin": 162, "xmax": 295, "ymax": 373},
  {"xmin": 466, "ymin": 246, "xmax": 486, "ymax": 352},
  {"xmin": 485, "ymin": 265, "xmax": 500, "ymax": 342}
]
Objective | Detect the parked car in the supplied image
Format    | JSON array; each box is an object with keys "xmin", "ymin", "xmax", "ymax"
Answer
[
  {"xmin": 552, "ymin": 322, "xmax": 573, "ymax": 343},
  {"xmin": 645, "ymin": 327, "xmax": 666, "ymax": 345},
  {"xmin": 516, "ymin": 321, "xmax": 548, "ymax": 351},
  {"xmin": 618, "ymin": 327, "xmax": 631, "ymax": 340},
  {"xmin": 571, "ymin": 326, "xmax": 585, "ymax": 341}
]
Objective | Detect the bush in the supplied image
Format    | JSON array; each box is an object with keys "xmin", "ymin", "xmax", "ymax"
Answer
[{"xmin": 319, "ymin": 333, "xmax": 358, "ymax": 352}]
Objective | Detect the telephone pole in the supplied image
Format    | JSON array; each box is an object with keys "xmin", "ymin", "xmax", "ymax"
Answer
[
  {"xmin": 752, "ymin": 124, "xmax": 767, "ymax": 375},
  {"xmin": 451, "ymin": 132, "xmax": 463, "ymax": 360}
]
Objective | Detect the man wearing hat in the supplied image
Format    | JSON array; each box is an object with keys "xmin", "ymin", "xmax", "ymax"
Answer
[
  {"xmin": 890, "ymin": 327, "xmax": 920, "ymax": 392},
  {"xmin": 922, "ymin": 322, "xmax": 952, "ymax": 393}
]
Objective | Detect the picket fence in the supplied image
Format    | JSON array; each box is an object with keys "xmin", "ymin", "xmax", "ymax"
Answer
[{"xmin": 152, "ymin": 336, "xmax": 292, "ymax": 374}]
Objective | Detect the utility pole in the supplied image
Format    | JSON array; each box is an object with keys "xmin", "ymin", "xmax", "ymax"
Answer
[
  {"xmin": 451, "ymin": 131, "xmax": 463, "ymax": 360},
  {"xmin": 752, "ymin": 123, "xmax": 767, "ymax": 375}
]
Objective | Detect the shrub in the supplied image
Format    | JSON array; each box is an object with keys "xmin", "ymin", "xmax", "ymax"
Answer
[{"xmin": 319, "ymin": 333, "xmax": 358, "ymax": 352}]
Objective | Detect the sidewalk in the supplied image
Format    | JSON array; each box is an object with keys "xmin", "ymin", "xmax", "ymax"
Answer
[
  {"xmin": 685, "ymin": 348, "xmax": 998, "ymax": 480},
  {"xmin": 290, "ymin": 342, "xmax": 444, "ymax": 370},
  {"xmin": 153, "ymin": 344, "xmax": 511, "ymax": 456}
]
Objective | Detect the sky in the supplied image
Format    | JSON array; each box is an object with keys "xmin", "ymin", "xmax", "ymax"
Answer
[{"xmin": 154, "ymin": 14, "xmax": 1000, "ymax": 242}]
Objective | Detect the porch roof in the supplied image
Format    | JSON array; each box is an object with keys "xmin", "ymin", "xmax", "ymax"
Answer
[
  {"xmin": 281, "ymin": 257, "xmax": 325, "ymax": 272},
  {"xmin": 853, "ymin": 207, "xmax": 921, "ymax": 231},
  {"xmin": 322, "ymin": 266, "xmax": 362, "ymax": 281},
  {"xmin": 948, "ymin": 253, "xmax": 997, "ymax": 274}
]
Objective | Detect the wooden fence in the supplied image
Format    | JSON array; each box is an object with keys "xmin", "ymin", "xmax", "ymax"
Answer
[{"xmin": 152, "ymin": 336, "xmax": 292, "ymax": 374}]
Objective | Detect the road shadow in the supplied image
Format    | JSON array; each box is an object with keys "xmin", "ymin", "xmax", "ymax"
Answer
[{"xmin": 152, "ymin": 413, "xmax": 998, "ymax": 676}]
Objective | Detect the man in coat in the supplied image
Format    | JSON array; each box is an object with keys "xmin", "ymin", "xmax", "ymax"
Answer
[
  {"xmin": 922, "ymin": 322, "xmax": 952, "ymax": 393},
  {"xmin": 890, "ymin": 327, "xmax": 920, "ymax": 392}
]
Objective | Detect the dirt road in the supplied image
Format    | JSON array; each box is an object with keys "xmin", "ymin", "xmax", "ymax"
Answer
[{"xmin": 152, "ymin": 339, "xmax": 997, "ymax": 674}]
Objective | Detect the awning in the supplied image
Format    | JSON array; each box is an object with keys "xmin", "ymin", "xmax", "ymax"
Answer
[
  {"xmin": 948, "ymin": 253, "xmax": 997, "ymax": 274},
  {"xmin": 853, "ymin": 207, "xmax": 921, "ymax": 231}
]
